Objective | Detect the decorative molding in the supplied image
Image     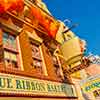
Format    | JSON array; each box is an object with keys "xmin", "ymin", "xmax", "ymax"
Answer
[
  {"xmin": 26, "ymin": 31, "xmax": 43, "ymax": 45},
  {"xmin": 0, "ymin": 22, "xmax": 23, "ymax": 35}
]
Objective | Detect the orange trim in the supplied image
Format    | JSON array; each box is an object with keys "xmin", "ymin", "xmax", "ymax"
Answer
[
  {"xmin": 0, "ymin": 0, "xmax": 24, "ymax": 13},
  {"xmin": 0, "ymin": 93, "xmax": 78, "ymax": 99}
]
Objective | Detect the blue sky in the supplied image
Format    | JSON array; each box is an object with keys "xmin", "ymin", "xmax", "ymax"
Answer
[{"xmin": 43, "ymin": 0, "xmax": 100, "ymax": 55}]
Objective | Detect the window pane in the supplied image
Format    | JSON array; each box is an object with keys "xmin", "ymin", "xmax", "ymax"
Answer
[
  {"xmin": 3, "ymin": 32, "xmax": 16, "ymax": 49},
  {"xmin": 9, "ymin": 35, "xmax": 16, "ymax": 49},
  {"xmin": 4, "ymin": 51, "xmax": 17, "ymax": 61},
  {"xmin": 3, "ymin": 33, "xmax": 8, "ymax": 45},
  {"xmin": 3, "ymin": 32, "xmax": 19, "ymax": 69},
  {"xmin": 4, "ymin": 59, "xmax": 11, "ymax": 67},
  {"xmin": 53, "ymin": 56, "xmax": 58, "ymax": 65},
  {"xmin": 33, "ymin": 59, "xmax": 42, "ymax": 68},
  {"xmin": 4, "ymin": 50, "xmax": 18, "ymax": 68},
  {"xmin": 30, "ymin": 41, "xmax": 43, "ymax": 73},
  {"xmin": 54, "ymin": 65, "xmax": 61, "ymax": 77},
  {"xmin": 10, "ymin": 53, "xmax": 17, "ymax": 61},
  {"xmin": 12, "ymin": 60, "xmax": 18, "ymax": 68},
  {"xmin": 51, "ymin": 54, "xmax": 62, "ymax": 78},
  {"xmin": 30, "ymin": 42, "xmax": 42, "ymax": 60},
  {"xmin": 4, "ymin": 51, "xmax": 10, "ymax": 59}
]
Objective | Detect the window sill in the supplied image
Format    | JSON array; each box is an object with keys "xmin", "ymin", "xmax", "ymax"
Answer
[{"xmin": 3, "ymin": 45, "xmax": 18, "ymax": 54}]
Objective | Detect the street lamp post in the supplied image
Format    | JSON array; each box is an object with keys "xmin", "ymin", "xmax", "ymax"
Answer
[{"xmin": 62, "ymin": 23, "xmax": 79, "ymax": 41}]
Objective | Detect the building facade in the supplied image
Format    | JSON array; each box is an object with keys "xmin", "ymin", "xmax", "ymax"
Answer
[{"xmin": 0, "ymin": 0, "xmax": 81, "ymax": 100}]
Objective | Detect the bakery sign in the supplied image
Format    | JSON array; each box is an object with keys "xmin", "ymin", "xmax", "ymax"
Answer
[{"xmin": 0, "ymin": 73, "xmax": 77, "ymax": 97}]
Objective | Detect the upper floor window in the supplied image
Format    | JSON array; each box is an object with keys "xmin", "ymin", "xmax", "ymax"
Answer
[
  {"xmin": 30, "ymin": 41, "xmax": 43, "ymax": 73},
  {"xmin": 31, "ymin": 42, "xmax": 41, "ymax": 59},
  {"xmin": 52, "ymin": 54, "xmax": 62, "ymax": 78},
  {"xmin": 4, "ymin": 50, "xmax": 18, "ymax": 68},
  {"xmin": 3, "ymin": 32, "xmax": 16, "ymax": 49},
  {"xmin": 3, "ymin": 32, "xmax": 20, "ymax": 69}
]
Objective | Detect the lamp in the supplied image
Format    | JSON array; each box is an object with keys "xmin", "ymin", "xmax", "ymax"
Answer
[{"xmin": 62, "ymin": 23, "xmax": 79, "ymax": 41}]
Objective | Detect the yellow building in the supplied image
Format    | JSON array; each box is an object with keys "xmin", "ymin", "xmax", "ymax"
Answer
[{"xmin": 0, "ymin": 0, "xmax": 80, "ymax": 100}]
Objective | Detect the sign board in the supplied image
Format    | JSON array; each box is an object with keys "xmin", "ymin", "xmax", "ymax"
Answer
[
  {"xmin": 80, "ymin": 74, "xmax": 100, "ymax": 93},
  {"xmin": 0, "ymin": 73, "xmax": 77, "ymax": 97}
]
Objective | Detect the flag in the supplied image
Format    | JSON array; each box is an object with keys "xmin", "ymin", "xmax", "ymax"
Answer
[
  {"xmin": 0, "ymin": 0, "xmax": 24, "ymax": 13},
  {"xmin": 31, "ymin": 6, "xmax": 59, "ymax": 38}
]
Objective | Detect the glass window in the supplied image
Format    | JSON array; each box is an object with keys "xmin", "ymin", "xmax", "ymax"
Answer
[
  {"xmin": 4, "ymin": 50, "xmax": 10, "ymax": 59},
  {"xmin": 9, "ymin": 35, "xmax": 16, "ymax": 49},
  {"xmin": 31, "ymin": 43, "xmax": 41, "ymax": 59},
  {"xmin": 33, "ymin": 59, "xmax": 42, "ymax": 68},
  {"xmin": 30, "ymin": 41, "xmax": 43, "ymax": 73},
  {"xmin": 52, "ymin": 56, "xmax": 59, "ymax": 65},
  {"xmin": 51, "ymin": 54, "xmax": 62, "ymax": 78},
  {"xmin": 3, "ymin": 32, "xmax": 16, "ymax": 49},
  {"xmin": 3, "ymin": 32, "xmax": 19, "ymax": 69},
  {"xmin": 3, "ymin": 32, "xmax": 9, "ymax": 45},
  {"xmin": 54, "ymin": 64, "xmax": 62, "ymax": 78},
  {"xmin": 10, "ymin": 52, "xmax": 17, "ymax": 61},
  {"xmin": 4, "ymin": 50, "xmax": 18, "ymax": 68}
]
